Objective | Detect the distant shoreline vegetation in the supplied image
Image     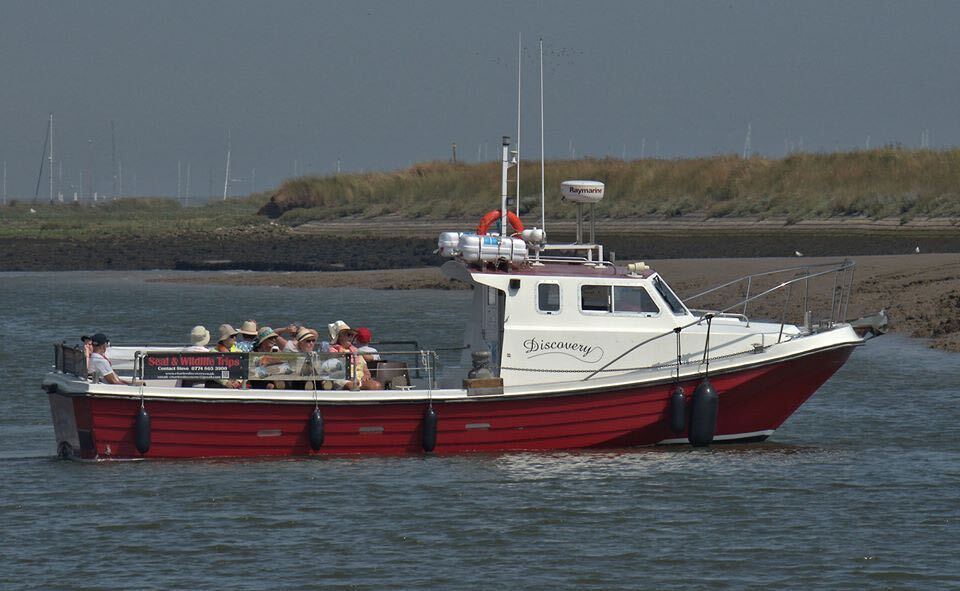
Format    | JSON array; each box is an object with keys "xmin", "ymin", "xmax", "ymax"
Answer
[
  {"xmin": 260, "ymin": 147, "xmax": 960, "ymax": 224},
  {"xmin": 2, "ymin": 147, "xmax": 960, "ymax": 238}
]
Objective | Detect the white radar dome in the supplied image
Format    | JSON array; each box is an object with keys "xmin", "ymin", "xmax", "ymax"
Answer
[{"xmin": 560, "ymin": 180, "xmax": 605, "ymax": 203}]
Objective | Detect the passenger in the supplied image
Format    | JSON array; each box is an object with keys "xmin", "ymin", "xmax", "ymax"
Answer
[
  {"xmin": 354, "ymin": 327, "xmax": 381, "ymax": 362},
  {"xmin": 215, "ymin": 324, "xmax": 240, "ymax": 353},
  {"xmin": 255, "ymin": 327, "xmax": 282, "ymax": 353},
  {"xmin": 285, "ymin": 327, "xmax": 318, "ymax": 352},
  {"xmin": 251, "ymin": 327, "xmax": 285, "ymax": 390},
  {"xmin": 276, "ymin": 323, "xmax": 300, "ymax": 351},
  {"xmin": 236, "ymin": 320, "xmax": 258, "ymax": 352},
  {"xmin": 327, "ymin": 321, "xmax": 383, "ymax": 391},
  {"xmin": 88, "ymin": 333, "xmax": 141, "ymax": 386},
  {"xmin": 183, "ymin": 325, "xmax": 211, "ymax": 352},
  {"xmin": 204, "ymin": 324, "xmax": 243, "ymax": 389},
  {"xmin": 291, "ymin": 328, "xmax": 321, "ymax": 389}
]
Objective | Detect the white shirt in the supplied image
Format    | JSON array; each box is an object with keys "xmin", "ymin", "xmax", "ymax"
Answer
[
  {"xmin": 89, "ymin": 352, "xmax": 115, "ymax": 383},
  {"xmin": 283, "ymin": 341, "xmax": 300, "ymax": 352},
  {"xmin": 357, "ymin": 345, "xmax": 380, "ymax": 361}
]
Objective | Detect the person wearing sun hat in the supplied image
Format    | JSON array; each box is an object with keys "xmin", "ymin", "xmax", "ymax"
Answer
[
  {"xmin": 254, "ymin": 326, "xmax": 282, "ymax": 352},
  {"xmin": 236, "ymin": 320, "xmax": 258, "ymax": 352},
  {"xmin": 184, "ymin": 325, "xmax": 211, "ymax": 352},
  {"xmin": 215, "ymin": 324, "xmax": 240, "ymax": 353},
  {"xmin": 327, "ymin": 321, "xmax": 382, "ymax": 390},
  {"xmin": 284, "ymin": 326, "xmax": 319, "ymax": 352}
]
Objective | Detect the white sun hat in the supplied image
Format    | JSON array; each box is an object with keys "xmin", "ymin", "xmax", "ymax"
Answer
[
  {"xmin": 328, "ymin": 320, "xmax": 351, "ymax": 341},
  {"xmin": 190, "ymin": 325, "xmax": 211, "ymax": 346}
]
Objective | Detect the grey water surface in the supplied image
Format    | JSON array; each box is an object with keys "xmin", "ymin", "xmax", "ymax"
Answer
[{"xmin": 0, "ymin": 272, "xmax": 957, "ymax": 590}]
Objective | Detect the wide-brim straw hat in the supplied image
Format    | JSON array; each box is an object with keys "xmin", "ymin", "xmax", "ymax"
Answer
[
  {"xmin": 296, "ymin": 327, "xmax": 320, "ymax": 342},
  {"xmin": 255, "ymin": 326, "xmax": 280, "ymax": 346},
  {"xmin": 239, "ymin": 320, "xmax": 258, "ymax": 337},
  {"xmin": 218, "ymin": 323, "xmax": 239, "ymax": 343},
  {"xmin": 190, "ymin": 325, "xmax": 211, "ymax": 346},
  {"xmin": 328, "ymin": 320, "xmax": 351, "ymax": 341}
]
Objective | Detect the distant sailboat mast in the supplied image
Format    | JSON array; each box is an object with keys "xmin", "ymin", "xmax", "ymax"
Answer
[
  {"xmin": 222, "ymin": 131, "xmax": 231, "ymax": 201},
  {"xmin": 111, "ymin": 120, "xmax": 118, "ymax": 199},
  {"xmin": 185, "ymin": 162, "xmax": 191, "ymax": 206},
  {"xmin": 48, "ymin": 112, "xmax": 54, "ymax": 202},
  {"xmin": 34, "ymin": 115, "xmax": 50, "ymax": 203}
]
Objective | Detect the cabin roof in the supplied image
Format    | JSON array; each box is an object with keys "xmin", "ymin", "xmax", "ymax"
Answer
[{"xmin": 469, "ymin": 262, "xmax": 656, "ymax": 281}]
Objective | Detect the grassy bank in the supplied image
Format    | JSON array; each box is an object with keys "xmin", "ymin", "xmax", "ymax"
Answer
[
  {"xmin": 3, "ymin": 147, "xmax": 960, "ymax": 239},
  {"xmin": 261, "ymin": 147, "xmax": 960, "ymax": 223},
  {"xmin": 0, "ymin": 195, "xmax": 270, "ymax": 240}
]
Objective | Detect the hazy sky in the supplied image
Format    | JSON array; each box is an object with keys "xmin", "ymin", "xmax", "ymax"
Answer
[{"xmin": 2, "ymin": 1, "xmax": 959, "ymax": 199}]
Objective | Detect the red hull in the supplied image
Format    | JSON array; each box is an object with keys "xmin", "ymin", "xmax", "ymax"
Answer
[{"xmin": 50, "ymin": 346, "xmax": 855, "ymax": 459}]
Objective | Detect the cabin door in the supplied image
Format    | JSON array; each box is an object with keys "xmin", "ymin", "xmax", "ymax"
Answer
[{"xmin": 480, "ymin": 286, "xmax": 506, "ymax": 376}]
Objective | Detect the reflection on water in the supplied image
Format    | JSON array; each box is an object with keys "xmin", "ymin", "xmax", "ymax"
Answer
[{"xmin": 1, "ymin": 272, "xmax": 958, "ymax": 590}]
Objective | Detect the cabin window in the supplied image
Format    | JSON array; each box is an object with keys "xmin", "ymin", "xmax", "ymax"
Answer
[
  {"xmin": 581, "ymin": 285, "xmax": 612, "ymax": 312},
  {"xmin": 653, "ymin": 276, "xmax": 687, "ymax": 315},
  {"xmin": 537, "ymin": 283, "xmax": 561, "ymax": 313},
  {"xmin": 613, "ymin": 286, "xmax": 660, "ymax": 314}
]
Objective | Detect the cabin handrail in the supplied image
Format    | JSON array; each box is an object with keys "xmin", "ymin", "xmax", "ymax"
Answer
[
  {"xmin": 687, "ymin": 310, "xmax": 749, "ymax": 323},
  {"xmin": 684, "ymin": 259, "xmax": 854, "ymax": 302},
  {"xmin": 683, "ymin": 259, "xmax": 856, "ymax": 329}
]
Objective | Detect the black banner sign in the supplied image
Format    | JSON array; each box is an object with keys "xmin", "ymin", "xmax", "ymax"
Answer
[{"xmin": 142, "ymin": 352, "xmax": 248, "ymax": 380}]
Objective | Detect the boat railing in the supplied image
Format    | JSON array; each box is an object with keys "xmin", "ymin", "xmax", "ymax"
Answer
[
  {"xmin": 682, "ymin": 259, "xmax": 856, "ymax": 333},
  {"xmin": 535, "ymin": 242, "xmax": 615, "ymax": 268},
  {"xmin": 51, "ymin": 344, "xmax": 441, "ymax": 390},
  {"xmin": 52, "ymin": 343, "xmax": 88, "ymax": 379}
]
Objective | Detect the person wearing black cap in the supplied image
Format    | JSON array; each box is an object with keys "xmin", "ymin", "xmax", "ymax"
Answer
[{"xmin": 88, "ymin": 333, "xmax": 140, "ymax": 386}]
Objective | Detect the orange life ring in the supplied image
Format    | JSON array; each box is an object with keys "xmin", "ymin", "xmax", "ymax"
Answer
[{"xmin": 476, "ymin": 210, "xmax": 525, "ymax": 236}]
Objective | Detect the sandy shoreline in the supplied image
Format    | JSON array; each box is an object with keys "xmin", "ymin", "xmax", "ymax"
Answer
[{"xmin": 148, "ymin": 253, "xmax": 960, "ymax": 352}]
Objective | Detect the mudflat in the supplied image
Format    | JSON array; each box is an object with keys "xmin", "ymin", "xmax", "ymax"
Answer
[{"xmin": 150, "ymin": 253, "xmax": 960, "ymax": 352}]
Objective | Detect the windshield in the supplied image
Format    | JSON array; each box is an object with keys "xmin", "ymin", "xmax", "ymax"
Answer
[{"xmin": 652, "ymin": 276, "xmax": 687, "ymax": 315}]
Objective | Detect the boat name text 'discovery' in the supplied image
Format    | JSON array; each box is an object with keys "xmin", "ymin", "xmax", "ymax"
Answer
[{"xmin": 522, "ymin": 338, "xmax": 604, "ymax": 362}]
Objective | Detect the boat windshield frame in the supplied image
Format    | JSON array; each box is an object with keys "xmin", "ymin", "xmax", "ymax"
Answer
[{"xmin": 652, "ymin": 275, "xmax": 688, "ymax": 316}]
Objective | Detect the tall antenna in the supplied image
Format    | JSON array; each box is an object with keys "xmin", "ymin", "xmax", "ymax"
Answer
[
  {"xmin": 222, "ymin": 130, "xmax": 231, "ymax": 200},
  {"xmin": 185, "ymin": 162, "xmax": 191, "ymax": 206},
  {"xmin": 539, "ymin": 37, "xmax": 545, "ymax": 233},
  {"xmin": 515, "ymin": 32, "xmax": 522, "ymax": 217},
  {"xmin": 2, "ymin": 160, "xmax": 6, "ymax": 206},
  {"xmin": 49, "ymin": 113, "xmax": 54, "ymax": 202},
  {"xmin": 500, "ymin": 136, "xmax": 510, "ymax": 227},
  {"xmin": 251, "ymin": 167, "xmax": 256, "ymax": 194},
  {"xmin": 118, "ymin": 160, "xmax": 123, "ymax": 196},
  {"xmin": 177, "ymin": 160, "xmax": 182, "ymax": 203}
]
